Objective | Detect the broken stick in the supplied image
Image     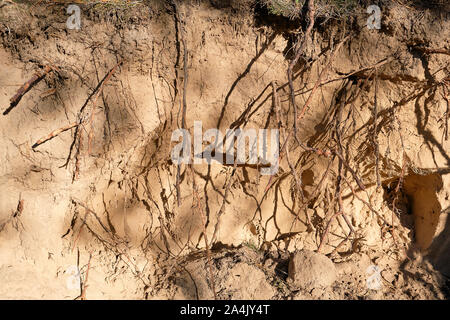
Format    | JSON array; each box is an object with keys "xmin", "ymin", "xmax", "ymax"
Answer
[
  {"xmin": 3, "ymin": 65, "xmax": 53, "ymax": 115},
  {"xmin": 32, "ymin": 122, "xmax": 77, "ymax": 149}
]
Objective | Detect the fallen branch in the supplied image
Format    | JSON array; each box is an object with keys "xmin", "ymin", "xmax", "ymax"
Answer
[
  {"xmin": 32, "ymin": 122, "xmax": 77, "ymax": 149},
  {"xmin": 3, "ymin": 65, "xmax": 53, "ymax": 115}
]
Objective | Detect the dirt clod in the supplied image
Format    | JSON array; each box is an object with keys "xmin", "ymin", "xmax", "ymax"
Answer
[{"xmin": 288, "ymin": 250, "xmax": 337, "ymax": 290}]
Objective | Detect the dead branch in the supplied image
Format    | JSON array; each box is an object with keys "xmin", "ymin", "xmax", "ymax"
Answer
[
  {"xmin": 32, "ymin": 122, "xmax": 77, "ymax": 149},
  {"xmin": 3, "ymin": 65, "xmax": 53, "ymax": 115}
]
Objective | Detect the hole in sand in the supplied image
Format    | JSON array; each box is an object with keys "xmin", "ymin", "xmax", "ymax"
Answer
[{"xmin": 383, "ymin": 173, "xmax": 443, "ymax": 250}]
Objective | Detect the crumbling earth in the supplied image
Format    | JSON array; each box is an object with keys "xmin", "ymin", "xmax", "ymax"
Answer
[{"xmin": 0, "ymin": 0, "xmax": 449, "ymax": 299}]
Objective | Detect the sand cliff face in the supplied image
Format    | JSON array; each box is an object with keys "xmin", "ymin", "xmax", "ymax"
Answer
[{"xmin": 0, "ymin": 0, "xmax": 448, "ymax": 299}]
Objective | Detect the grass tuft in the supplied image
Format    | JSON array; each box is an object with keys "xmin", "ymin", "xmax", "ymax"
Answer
[{"xmin": 260, "ymin": 0, "xmax": 362, "ymax": 19}]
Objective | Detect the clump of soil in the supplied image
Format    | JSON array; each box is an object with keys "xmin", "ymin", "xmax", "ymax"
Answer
[
  {"xmin": 0, "ymin": 0, "xmax": 449, "ymax": 299},
  {"xmin": 149, "ymin": 245, "xmax": 447, "ymax": 300}
]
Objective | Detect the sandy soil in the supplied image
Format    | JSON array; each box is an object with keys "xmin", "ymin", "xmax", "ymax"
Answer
[{"xmin": 0, "ymin": 0, "xmax": 449, "ymax": 299}]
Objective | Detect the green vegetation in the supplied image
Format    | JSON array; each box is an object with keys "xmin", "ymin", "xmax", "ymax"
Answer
[
  {"xmin": 261, "ymin": 0, "xmax": 361, "ymax": 19},
  {"xmin": 243, "ymin": 239, "xmax": 260, "ymax": 252}
]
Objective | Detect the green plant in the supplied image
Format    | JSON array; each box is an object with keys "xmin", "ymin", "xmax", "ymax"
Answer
[
  {"xmin": 261, "ymin": 0, "xmax": 304, "ymax": 19},
  {"xmin": 243, "ymin": 239, "xmax": 260, "ymax": 252},
  {"xmin": 261, "ymin": 0, "xmax": 361, "ymax": 19}
]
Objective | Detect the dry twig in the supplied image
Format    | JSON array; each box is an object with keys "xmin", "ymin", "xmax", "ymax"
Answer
[
  {"xmin": 32, "ymin": 122, "xmax": 77, "ymax": 149},
  {"xmin": 3, "ymin": 65, "xmax": 53, "ymax": 115}
]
